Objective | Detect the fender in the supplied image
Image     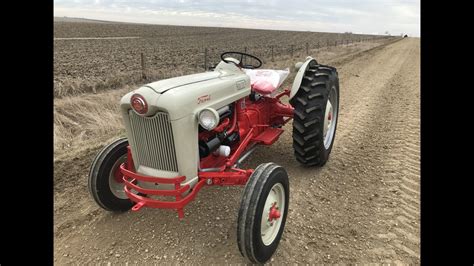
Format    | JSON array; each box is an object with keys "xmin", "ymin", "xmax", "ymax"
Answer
[{"xmin": 289, "ymin": 56, "xmax": 318, "ymax": 100}]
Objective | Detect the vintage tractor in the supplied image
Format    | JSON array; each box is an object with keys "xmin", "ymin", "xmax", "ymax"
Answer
[{"xmin": 88, "ymin": 52, "xmax": 339, "ymax": 263}]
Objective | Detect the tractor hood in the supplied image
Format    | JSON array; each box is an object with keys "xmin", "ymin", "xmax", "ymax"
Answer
[
  {"xmin": 144, "ymin": 72, "xmax": 224, "ymax": 94},
  {"xmin": 121, "ymin": 63, "xmax": 252, "ymax": 121}
]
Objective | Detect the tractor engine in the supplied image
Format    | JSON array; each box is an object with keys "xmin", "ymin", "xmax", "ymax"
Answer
[
  {"xmin": 198, "ymin": 90, "xmax": 292, "ymax": 170},
  {"xmin": 198, "ymin": 104, "xmax": 237, "ymax": 159},
  {"xmin": 119, "ymin": 60, "xmax": 252, "ymax": 191}
]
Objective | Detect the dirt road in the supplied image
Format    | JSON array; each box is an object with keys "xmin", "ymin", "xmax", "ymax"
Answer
[{"xmin": 54, "ymin": 38, "xmax": 420, "ymax": 264}]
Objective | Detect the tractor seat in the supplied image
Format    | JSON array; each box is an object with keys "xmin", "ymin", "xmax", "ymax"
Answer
[{"xmin": 244, "ymin": 69, "xmax": 290, "ymax": 95}]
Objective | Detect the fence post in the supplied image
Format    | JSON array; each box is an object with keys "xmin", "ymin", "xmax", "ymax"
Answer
[
  {"xmin": 271, "ymin": 46, "xmax": 274, "ymax": 62},
  {"xmin": 305, "ymin": 42, "xmax": 309, "ymax": 55},
  {"xmin": 204, "ymin": 48, "xmax": 208, "ymax": 71},
  {"xmin": 243, "ymin": 47, "xmax": 247, "ymax": 65},
  {"xmin": 335, "ymin": 40, "xmax": 337, "ymax": 46},
  {"xmin": 140, "ymin": 53, "xmax": 146, "ymax": 79},
  {"xmin": 290, "ymin": 45, "xmax": 294, "ymax": 57},
  {"xmin": 317, "ymin": 41, "xmax": 320, "ymax": 49}
]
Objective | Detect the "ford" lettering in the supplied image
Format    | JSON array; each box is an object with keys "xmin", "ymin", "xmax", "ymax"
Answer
[{"xmin": 197, "ymin": 94, "xmax": 211, "ymax": 104}]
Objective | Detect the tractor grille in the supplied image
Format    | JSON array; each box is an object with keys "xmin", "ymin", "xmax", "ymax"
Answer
[{"xmin": 127, "ymin": 110, "xmax": 179, "ymax": 172}]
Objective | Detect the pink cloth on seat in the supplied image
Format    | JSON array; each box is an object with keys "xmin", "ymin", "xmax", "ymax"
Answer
[
  {"xmin": 251, "ymin": 79, "xmax": 277, "ymax": 95},
  {"xmin": 244, "ymin": 68, "xmax": 290, "ymax": 96}
]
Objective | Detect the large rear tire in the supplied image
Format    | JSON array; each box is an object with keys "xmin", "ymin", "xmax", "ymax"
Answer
[
  {"xmin": 237, "ymin": 162, "xmax": 290, "ymax": 264},
  {"xmin": 290, "ymin": 63, "xmax": 339, "ymax": 166},
  {"xmin": 88, "ymin": 138, "xmax": 134, "ymax": 212}
]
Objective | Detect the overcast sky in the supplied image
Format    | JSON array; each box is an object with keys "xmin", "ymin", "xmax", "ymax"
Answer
[{"xmin": 54, "ymin": 0, "xmax": 420, "ymax": 37}]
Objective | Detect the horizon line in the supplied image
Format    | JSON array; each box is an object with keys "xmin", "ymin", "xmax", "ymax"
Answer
[{"xmin": 54, "ymin": 16, "xmax": 408, "ymax": 37}]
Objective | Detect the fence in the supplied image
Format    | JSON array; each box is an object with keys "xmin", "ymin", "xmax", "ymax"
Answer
[
  {"xmin": 54, "ymin": 35, "xmax": 398, "ymax": 97},
  {"xmin": 138, "ymin": 36, "xmax": 397, "ymax": 75}
]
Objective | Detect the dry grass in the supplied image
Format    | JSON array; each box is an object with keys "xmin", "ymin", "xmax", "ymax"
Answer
[{"xmin": 54, "ymin": 86, "xmax": 130, "ymax": 160}]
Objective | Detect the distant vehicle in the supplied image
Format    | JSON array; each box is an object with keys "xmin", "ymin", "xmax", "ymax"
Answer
[{"xmin": 404, "ymin": 34, "xmax": 408, "ymax": 38}]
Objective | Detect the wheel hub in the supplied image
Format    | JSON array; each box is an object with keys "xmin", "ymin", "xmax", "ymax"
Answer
[
  {"xmin": 113, "ymin": 166, "xmax": 125, "ymax": 183},
  {"xmin": 323, "ymin": 85, "xmax": 338, "ymax": 149},
  {"xmin": 260, "ymin": 183, "xmax": 285, "ymax": 245},
  {"xmin": 109, "ymin": 155, "xmax": 128, "ymax": 199},
  {"xmin": 268, "ymin": 202, "xmax": 281, "ymax": 222}
]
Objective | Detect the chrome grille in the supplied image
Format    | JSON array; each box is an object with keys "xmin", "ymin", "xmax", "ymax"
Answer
[{"xmin": 127, "ymin": 110, "xmax": 178, "ymax": 172}]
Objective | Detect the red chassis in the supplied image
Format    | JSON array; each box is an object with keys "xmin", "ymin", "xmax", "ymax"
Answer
[{"xmin": 120, "ymin": 89, "xmax": 294, "ymax": 219}]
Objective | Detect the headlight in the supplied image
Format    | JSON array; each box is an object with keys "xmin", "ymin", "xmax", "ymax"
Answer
[
  {"xmin": 198, "ymin": 108, "xmax": 220, "ymax": 130},
  {"xmin": 130, "ymin": 93, "xmax": 148, "ymax": 115}
]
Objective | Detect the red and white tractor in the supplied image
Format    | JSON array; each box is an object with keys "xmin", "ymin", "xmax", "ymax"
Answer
[{"xmin": 88, "ymin": 52, "xmax": 339, "ymax": 263}]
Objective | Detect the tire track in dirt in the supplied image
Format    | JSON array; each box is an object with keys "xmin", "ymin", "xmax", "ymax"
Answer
[
  {"xmin": 369, "ymin": 40, "xmax": 420, "ymax": 263},
  {"xmin": 54, "ymin": 38, "xmax": 419, "ymax": 264}
]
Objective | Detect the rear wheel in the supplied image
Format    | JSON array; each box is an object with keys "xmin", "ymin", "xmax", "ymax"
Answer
[
  {"xmin": 88, "ymin": 138, "xmax": 134, "ymax": 212},
  {"xmin": 237, "ymin": 163, "xmax": 290, "ymax": 263},
  {"xmin": 290, "ymin": 63, "xmax": 339, "ymax": 166}
]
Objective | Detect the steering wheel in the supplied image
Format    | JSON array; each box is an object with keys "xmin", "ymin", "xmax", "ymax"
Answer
[{"xmin": 220, "ymin": 51, "xmax": 262, "ymax": 69}]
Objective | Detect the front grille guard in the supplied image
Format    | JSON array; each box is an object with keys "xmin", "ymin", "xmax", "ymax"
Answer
[
  {"xmin": 120, "ymin": 146, "xmax": 252, "ymax": 219},
  {"xmin": 120, "ymin": 163, "xmax": 207, "ymax": 219},
  {"xmin": 120, "ymin": 164, "xmax": 253, "ymax": 219}
]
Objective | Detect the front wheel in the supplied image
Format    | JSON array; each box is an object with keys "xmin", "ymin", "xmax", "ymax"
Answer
[
  {"xmin": 88, "ymin": 138, "xmax": 134, "ymax": 212},
  {"xmin": 237, "ymin": 162, "xmax": 290, "ymax": 264}
]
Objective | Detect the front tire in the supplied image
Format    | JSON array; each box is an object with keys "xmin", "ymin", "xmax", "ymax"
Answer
[
  {"xmin": 290, "ymin": 62, "xmax": 339, "ymax": 166},
  {"xmin": 88, "ymin": 138, "xmax": 134, "ymax": 212},
  {"xmin": 237, "ymin": 163, "xmax": 290, "ymax": 264}
]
